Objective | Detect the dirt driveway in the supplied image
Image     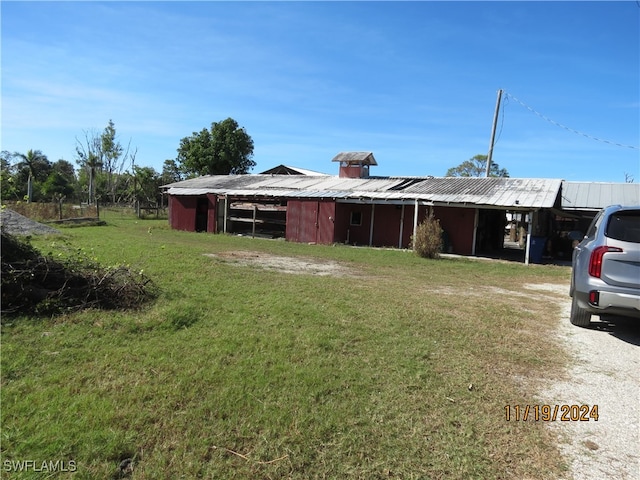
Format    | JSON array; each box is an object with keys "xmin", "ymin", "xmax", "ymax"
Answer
[{"xmin": 530, "ymin": 284, "xmax": 640, "ymax": 480}]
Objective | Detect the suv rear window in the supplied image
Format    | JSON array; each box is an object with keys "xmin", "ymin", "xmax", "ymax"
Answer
[{"xmin": 606, "ymin": 210, "xmax": 640, "ymax": 243}]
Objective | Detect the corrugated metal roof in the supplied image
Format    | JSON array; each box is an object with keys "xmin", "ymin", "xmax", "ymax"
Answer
[
  {"xmin": 403, "ymin": 177, "xmax": 561, "ymax": 208},
  {"xmin": 331, "ymin": 152, "xmax": 377, "ymax": 165},
  {"xmin": 259, "ymin": 165, "xmax": 329, "ymax": 176},
  {"xmin": 561, "ymin": 182, "xmax": 640, "ymax": 210},
  {"xmin": 165, "ymin": 175, "xmax": 563, "ymax": 209},
  {"xmin": 165, "ymin": 175, "xmax": 406, "ymax": 193},
  {"xmin": 167, "ymin": 188, "xmax": 215, "ymax": 196}
]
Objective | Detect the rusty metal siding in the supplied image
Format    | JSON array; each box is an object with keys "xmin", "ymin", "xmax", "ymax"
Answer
[
  {"xmin": 285, "ymin": 200, "xmax": 301, "ymax": 242},
  {"xmin": 318, "ymin": 201, "xmax": 336, "ymax": 244},
  {"xmin": 338, "ymin": 204, "xmax": 371, "ymax": 246},
  {"xmin": 286, "ymin": 200, "xmax": 317, "ymax": 243},
  {"xmin": 169, "ymin": 195, "xmax": 197, "ymax": 231},
  {"xmin": 434, "ymin": 206, "xmax": 475, "ymax": 255},
  {"xmin": 333, "ymin": 204, "xmax": 350, "ymax": 244},
  {"xmin": 371, "ymin": 204, "xmax": 403, "ymax": 247},
  {"xmin": 299, "ymin": 201, "xmax": 319, "ymax": 243},
  {"xmin": 286, "ymin": 200, "xmax": 336, "ymax": 244},
  {"xmin": 400, "ymin": 204, "xmax": 417, "ymax": 248},
  {"xmin": 339, "ymin": 165, "xmax": 366, "ymax": 178},
  {"xmin": 206, "ymin": 194, "xmax": 217, "ymax": 233}
]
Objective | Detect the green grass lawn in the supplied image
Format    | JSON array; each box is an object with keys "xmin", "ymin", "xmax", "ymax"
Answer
[{"xmin": 1, "ymin": 210, "xmax": 572, "ymax": 479}]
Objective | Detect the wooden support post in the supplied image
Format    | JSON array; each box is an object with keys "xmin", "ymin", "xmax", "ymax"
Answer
[
  {"xmin": 525, "ymin": 211, "xmax": 533, "ymax": 265},
  {"xmin": 223, "ymin": 196, "xmax": 228, "ymax": 233},
  {"xmin": 413, "ymin": 199, "xmax": 419, "ymax": 251},
  {"xmin": 472, "ymin": 208, "xmax": 479, "ymax": 256},
  {"xmin": 369, "ymin": 204, "xmax": 375, "ymax": 246},
  {"xmin": 398, "ymin": 203, "xmax": 405, "ymax": 248},
  {"xmin": 252, "ymin": 205, "xmax": 257, "ymax": 238}
]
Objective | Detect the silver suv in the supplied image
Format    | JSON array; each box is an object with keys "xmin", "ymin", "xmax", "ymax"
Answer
[{"xmin": 570, "ymin": 205, "xmax": 640, "ymax": 326}]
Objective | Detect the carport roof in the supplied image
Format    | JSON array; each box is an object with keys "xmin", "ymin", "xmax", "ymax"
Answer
[
  {"xmin": 402, "ymin": 177, "xmax": 561, "ymax": 209},
  {"xmin": 164, "ymin": 175, "xmax": 563, "ymax": 210},
  {"xmin": 561, "ymin": 181, "xmax": 640, "ymax": 211}
]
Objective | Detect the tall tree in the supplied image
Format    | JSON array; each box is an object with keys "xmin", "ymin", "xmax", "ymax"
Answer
[
  {"xmin": 445, "ymin": 154, "xmax": 509, "ymax": 178},
  {"xmin": 42, "ymin": 159, "xmax": 78, "ymax": 201},
  {"xmin": 162, "ymin": 159, "xmax": 183, "ymax": 184},
  {"xmin": 133, "ymin": 166, "xmax": 162, "ymax": 206},
  {"xmin": 75, "ymin": 129, "xmax": 103, "ymax": 205},
  {"xmin": 75, "ymin": 120, "xmax": 136, "ymax": 205},
  {"xmin": 42, "ymin": 171, "xmax": 75, "ymax": 200},
  {"xmin": 176, "ymin": 118, "xmax": 255, "ymax": 177},
  {"xmin": 101, "ymin": 119, "xmax": 133, "ymax": 203},
  {"xmin": 51, "ymin": 159, "xmax": 76, "ymax": 182},
  {"xmin": 0, "ymin": 151, "xmax": 18, "ymax": 200},
  {"xmin": 12, "ymin": 149, "xmax": 50, "ymax": 202}
]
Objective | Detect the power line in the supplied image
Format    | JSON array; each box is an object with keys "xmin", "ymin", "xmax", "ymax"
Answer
[{"xmin": 503, "ymin": 91, "xmax": 639, "ymax": 150}]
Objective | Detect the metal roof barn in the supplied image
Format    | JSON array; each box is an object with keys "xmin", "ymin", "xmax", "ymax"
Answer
[
  {"xmin": 163, "ymin": 153, "xmax": 636, "ymax": 264},
  {"xmin": 165, "ymin": 175, "xmax": 561, "ymax": 210}
]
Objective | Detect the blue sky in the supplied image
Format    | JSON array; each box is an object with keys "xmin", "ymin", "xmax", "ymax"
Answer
[{"xmin": 2, "ymin": 1, "xmax": 638, "ymax": 182}]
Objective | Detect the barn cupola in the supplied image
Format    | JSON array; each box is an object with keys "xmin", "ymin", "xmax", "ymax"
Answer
[{"xmin": 332, "ymin": 151, "xmax": 377, "ymax": 178}]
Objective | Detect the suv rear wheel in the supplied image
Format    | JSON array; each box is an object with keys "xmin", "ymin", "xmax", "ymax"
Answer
[{"xmin": 570, "ymin": 295, "xmax": 591, "ymax": 327}]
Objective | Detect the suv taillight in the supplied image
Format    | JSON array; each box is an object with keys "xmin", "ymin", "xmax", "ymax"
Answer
[{"xmin": 588, "ymin": 246, "xmax": 623, "ymax": 278}]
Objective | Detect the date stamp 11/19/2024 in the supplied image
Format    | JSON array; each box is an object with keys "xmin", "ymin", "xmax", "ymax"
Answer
[{"xmin": 505, "ymin": 404, "xmax": 599, "ymax": 422}]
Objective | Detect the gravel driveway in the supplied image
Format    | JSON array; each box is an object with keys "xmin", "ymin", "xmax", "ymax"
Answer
[{"xmin": 531, "ymin": 284, "xmax": 640, "ymax": 480}]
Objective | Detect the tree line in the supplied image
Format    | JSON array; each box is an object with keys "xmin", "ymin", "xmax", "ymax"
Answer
[
  {"xmin": 1, "ymin": 117, "xmax": 256, "ymax": 207},
  {"xmin": 2, "ymin": 115, "xmax": 512, "ymax": 208}
]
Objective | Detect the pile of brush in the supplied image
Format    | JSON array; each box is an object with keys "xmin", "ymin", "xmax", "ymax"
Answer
[{"xmin": 1, "ymin": 231, "xmax": 158, "ymax": 317}]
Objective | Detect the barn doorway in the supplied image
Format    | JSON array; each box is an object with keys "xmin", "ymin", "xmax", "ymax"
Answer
[
  {"xmin": 475, "ymin": 209, "xmax": 507, "ymax": 254},
  {"xmin": 195, "ymin": 197, "xmax": 209, "ymax": 232}
]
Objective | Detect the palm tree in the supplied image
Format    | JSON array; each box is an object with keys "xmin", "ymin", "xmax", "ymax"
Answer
[
  {"xmin": 75, "ymin": 131, "xmax": 104, "ymax": 205},
  {"xmin": 13, "ymin": 149, "xmax": 47, "ymax": 203},
  {"xmin": 85, "ymin": 152, "xmax": 103, "ymax": 205}
]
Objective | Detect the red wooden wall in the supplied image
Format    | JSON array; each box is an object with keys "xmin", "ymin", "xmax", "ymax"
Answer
[
  {"xmin": 206, "ymin": 194, "xmax": 217, "ymax": 233},
  {"xmin": 433, "ymin": 206, "xmax": 475, "ymax": 255},
  {"xmin": 318, "ymin": 201, "xmax": 336, "ymax": 244},
  {"xmin": 286, "ymin": 200, "xmax": 336, "ymax": 244},
  {"xmin": 169, "ymin": 195, "xmax": 217, "ymax": 233},
  {"xmin": 334, "ymin": 204, "xmax": 371, "ymax": 246},
  {"xmin": 169, "ymin": 194, "xmax": 477, "ymax": 255},
  {"xmin": 334, "ymin": 203, "xmax": 426, "ymax": 248},
  {"xmin": 371, "ymin": 204, "xmax": 418, "ymax": 248},
  {"xmin": 332, "ymin": 203, "xmax": 475, "ymax": 253},
  {"xmin": 169, "ymin": 196, "xmax": 197, "ymax": 231}
]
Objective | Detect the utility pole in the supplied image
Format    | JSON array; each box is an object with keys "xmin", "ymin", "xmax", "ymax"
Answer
[{"xmin": 486, "ymin": 89, "xmax": 503, "ymax": 177}]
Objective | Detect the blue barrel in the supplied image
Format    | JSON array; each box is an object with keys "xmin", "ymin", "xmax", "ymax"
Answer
[{"xmin": 529, "ymin": 236, "xmax": 547, "ymax": 264}]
